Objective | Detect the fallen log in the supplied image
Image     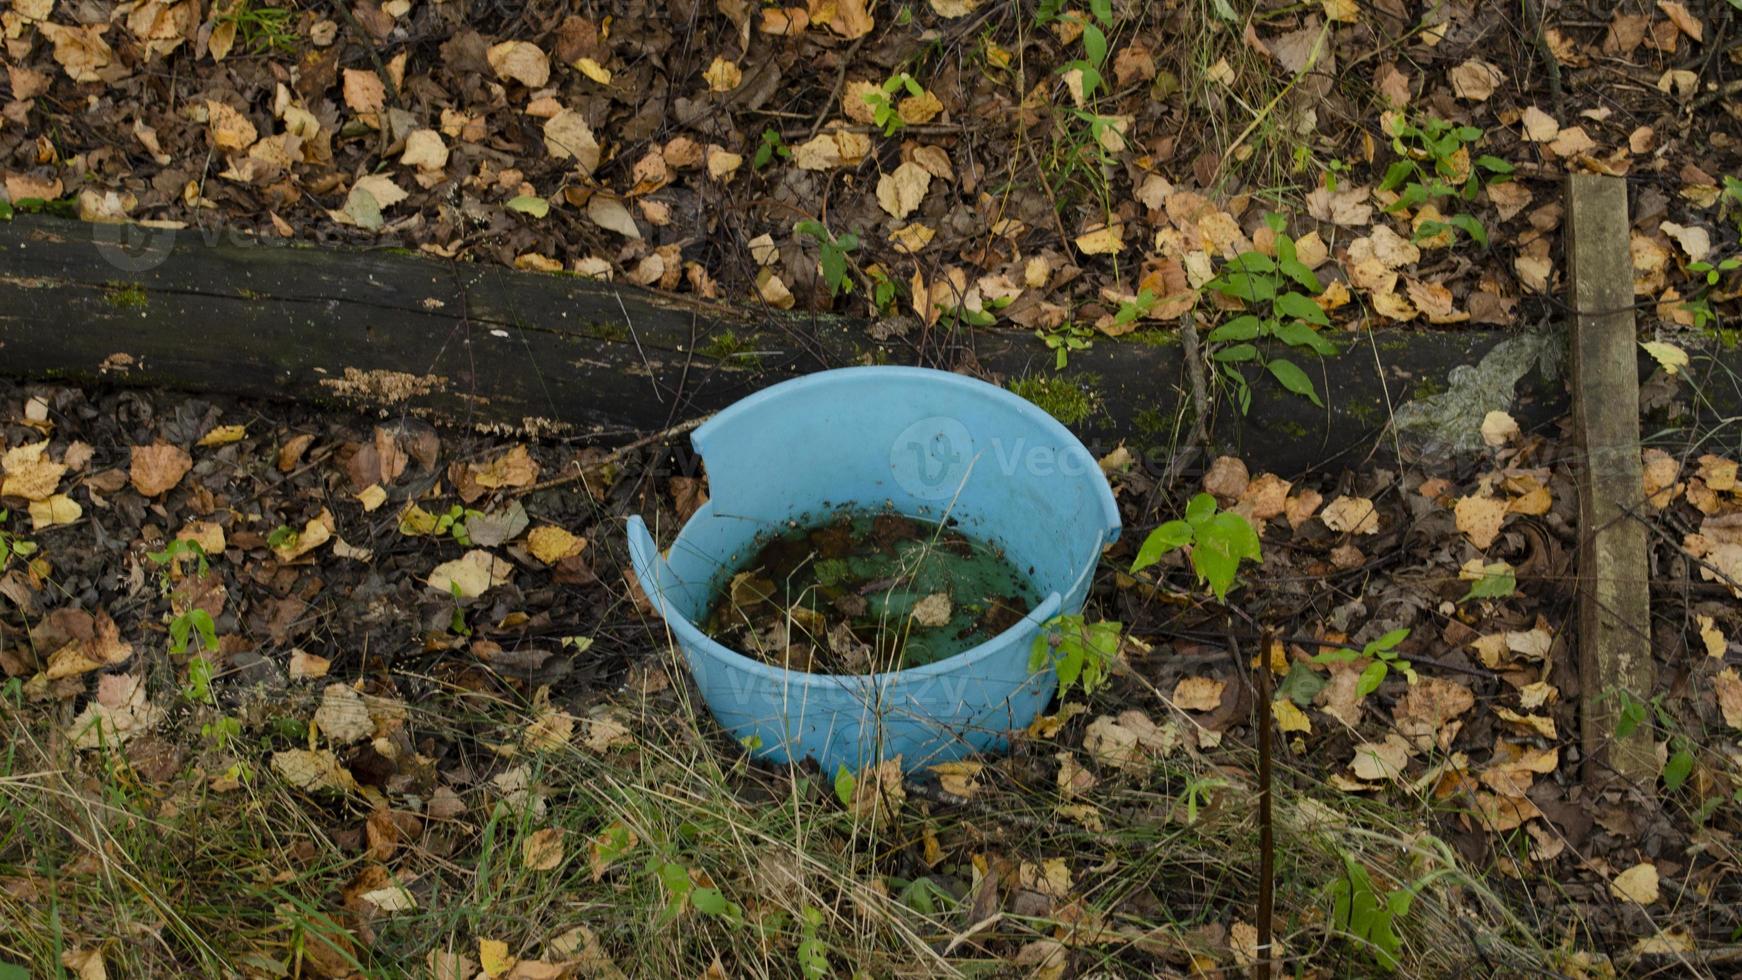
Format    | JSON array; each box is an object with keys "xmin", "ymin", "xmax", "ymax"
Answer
[{"xmin": 0, "ymin": 214, "xmax": 1722, "ymax": 475}]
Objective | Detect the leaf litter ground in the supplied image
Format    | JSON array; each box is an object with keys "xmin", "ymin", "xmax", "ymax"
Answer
[
  {"xmin": 4, "ymin": 0, "xmax": 1742, "ymax": 975},
  {"xmin": 5, "ymin": 366, "xmax": 1742, "ymax": 976}
]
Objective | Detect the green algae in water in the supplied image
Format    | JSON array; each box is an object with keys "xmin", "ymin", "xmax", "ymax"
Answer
[{"xmin": 701, "ymin": 510, "xmax": 1039, "ymax": 673}]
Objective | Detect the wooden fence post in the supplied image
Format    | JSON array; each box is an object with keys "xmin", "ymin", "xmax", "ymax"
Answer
[{"xmin": 1565, "ymin": 174, "xmax": 1656, "ymax": 790}]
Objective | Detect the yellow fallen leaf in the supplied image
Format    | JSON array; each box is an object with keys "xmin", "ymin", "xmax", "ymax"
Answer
[
  {"xmin": 428, "ymin": 549, "xmax": 513, "ymax": 598},
  {"xmin": 479, "ymin": 937, "xmax": 517, "ymax": 978},
  {"xmin": 28, "ymin": 493, "xmax": 81, "ymax": 529},
  {"xmin": 527, "ymin": 525, "xmax": 587, "ymax": 564},
  {"xmin": 702, "ymin": 56, "xmax": 741, "ymax": 92},
  {"xmin": 273, "ymin": 508, "xmax": 334, "ymax": 561},
  {"xmin": 357, "ymin": 484, "xmax": 388, "ymax": 512},
  {"xmin": 1018, "ymin": 857, "xmax": 1072, "ymax": 898},
  {"xmin": 1641, "ymin": 340, "xmax": 1689, "ymax": 376},
  {"xmin": 1610, "ymin": 862, "xmax": 1659, "ymax": 905},
  {"xmin": 197, "ymin": 424, "xmax": 247, "ymax": 447},
  {"xmin": 1698, "ymin": 615, "xmax": 1727, "ymax": 658},
  {"xmin": 487, "ymin": 40, "xmax": 550, "ymax": 87},
  {"xmin": 1273, "ymin": 698, "xmax": 1311, "ymax": 734},
  {"xmin": 1074, "ymin": 221, "xmax": 1125, "ymax": 255},
  {"xmin": 572, "ymin": 56, "xmax": 612, "ymax": 84},
  {"xmin": 930, "ymin": 760, "xmax": 983, "ymax": 797},
  {"xmin": 1, "ymin": 441, "xmax": 65, "ymax": 500}
]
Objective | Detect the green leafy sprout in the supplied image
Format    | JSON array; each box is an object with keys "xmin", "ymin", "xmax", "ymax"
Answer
[
  {"xmin": 1310, "ymin": 628, "xmax": 1414, "ymax": 698},
  {"xmin": 794, "ymin": 219, "xmax": 861, "ymax": 298},
  {"xmin": 860, "ymin": 72, "xmax": 925, "ymax": 137},
  {"xmin": 1028, "ymin": 613, "xmax": 1121, "ymax": 701},
  {"xmin": 1378, "ymin": 113, "xmax": 1514, "ymax": 247},
  {"xmin": 1204, "ymin": 214, "xmax": 1337, "ymax": 413},
  {"xmin": 1129, "ymin": 492, "xmax": 1261, "ymax": 601}
]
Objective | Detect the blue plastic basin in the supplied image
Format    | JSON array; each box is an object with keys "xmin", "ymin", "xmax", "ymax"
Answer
[{"xmin": 627, "ymin": 366, "xmax": 1119, "ymax": 773}]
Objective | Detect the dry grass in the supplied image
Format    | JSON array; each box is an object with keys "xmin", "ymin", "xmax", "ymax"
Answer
[{"xmin": 0, "ymin": 645, "xmax": 1566, "ymax": 978}]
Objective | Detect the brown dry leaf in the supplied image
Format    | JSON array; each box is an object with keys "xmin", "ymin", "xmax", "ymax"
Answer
[
  {"xmin": 1172, "ymin": 676, "xmax": 1226, "ymax": 712},
  {"xmin": 1405, "ymin": 278, "xmax": 1466, "ymax": 323},
  {"xmin": 911, "ymin": 591, "xmax": 952, "ymax": 627},
  {"xmin": 130, "ymin": 442, "xmax": 192, "ymax": 497},
  {"xmin": 1642, "ymin": 449, "xmax": 1683, "ymax": 508},
  {"xmin": 39, "ymin": 23, "xmax": 115, "ymax": 83},
  {"xmin": 1018, "ymin": 857, "xmax": 1072, "ymax": 899},
  {"xmin": 1240, "ymin": 473, "xmax": 1292, "ymax": 521},
  {"xmin": 1716, "ymin": 668, "xmax": 1742, "ymax": 729},
  {"xmin": 1203, "ymin": 455, "xmax": 1249, "ymax": 502},
  {"xmin": 846, "ymin": 757, "xmax": 906, "ymax": 821},
  {"xmin": 1610, "ymin": 862, "xmax": 1660, "ymax": 905},
  {"xmin": 471, "ymin": 445, "xmax": 540, "ymax": 490},
  {"xmin": 342, "ymin": 68, "xmax": 385, "ymax": 113},
  {"xmin": 1520, "ymin": 106, "xmax": 1559, "ymax": 142},
  {"xmin": 522, "ymin": 828, "xmax": 566, "ymax": 871},
  {"xmin": 929, "ymin": 0, "xmax": 977, "ymax": 15},
  {"xmin": 814, "ymin": 0, "xmax": 874, "ymax": 38},
  {"xmin": 1319, "ymin": 495, "xmax": 1379, "ymax": 535},
  {"xmin": 1697, "ymin": 615, "xmax": 1727, "ymax": 658},
  {"xmin": 583, "ymin": 711, "xmax": 636, "ymax": 754},
  {"xmin": 1449, "ymin": 59, "xmax": 1504, "ymax": 101},
  {"xmin": 68, "ymin": 673, "xmax": 161, "ymax": 749},
  {"xmin": 930, "ymin": 760, "xmax": 984, "ymax": 797},
  {"xmin": 1547, "ymin": 126, "xmax": 1595, "ymax": 157},
  {"xmin": 1660, "ymin": 221, "xmax": 1711, "ymax": 262},
  {"xmin": 60, "ymin": 948, "xmax": 106, "ymax": 980},
  {"xmin": 314, "ymin": 683, "xmax": 374, "ymax": 744},
  {"xmin": 1658, "ymin": 0, "xmax": 1703, "ymax": 41},
  {"xmin": 1284, "ymin": 488, "xmax": 1323, "ymax": 528},
  {"xmin": 1454, "ymin": 494, "xmax": 1508, "ymax": 549},
  {"xmin": 289, "ymin": 648, "xmax": 332, "ymax": 680},
  {"xmin": 487, "ymin": 40, "xmax": 550, "ymax": 87},
  {"xmin": 1305, "ymin": 185, "xmax": 1372, "ymax": 226},
  {"xmin": 270, "ymin": 748, "xmax": 357, "ymax": 793},
  {"xmin": 587, "ymin": 195, "xmax": 641, "ymax": 240},
  {"xmin": 543, "ymin": 109, "xmax": 601, "ymax": 174},
  {"xmin": 401, "ymin": 129, "xmax": 449, "ymax": 171},
  {"xmin": 1350, "ymin": 735, "xmax": 1411, "ymax": 782},
  {"xmin": 898, "ymin": 90, "xmax": 944, "ymax": 125},
  {"xmin": 357, "ymin": 484, "xmax": 388, "ymax": 512},
  {"xmin": 1481, "ymin": 410, "xmax": 1520, "ymax": 447},
  {"xmin": 205, "ymin": 100, "xmax": 257, "ymax": 152},
  {"xmin": 876, "ymin": 162, "xmax": 931, "ymax": 219},
  {"xmin": 1471, "ymin": 791, "xmax": 1541, "ymax": 832},
  {"xmin": 1486, "ymin": 182, "xmax": 1533, "ymax": 221},
  {"xmin": 1055, "ymin": 752, "xmax": 1096, "ymax": 798}
]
